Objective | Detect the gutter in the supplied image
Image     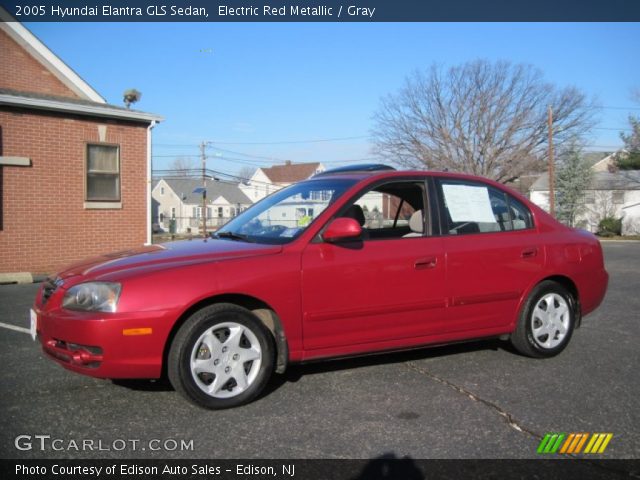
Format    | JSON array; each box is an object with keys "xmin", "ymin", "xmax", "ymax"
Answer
[
  {"xmin": 0, "ymin": 93, "xmax": 163, "ymax": 123},
  {"xmin": 146, "ymin": 120, "xmax": 157, "ymax": 246}
]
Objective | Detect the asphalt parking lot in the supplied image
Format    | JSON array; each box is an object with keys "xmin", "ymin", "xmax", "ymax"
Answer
[{"xmin": 0, "ymin": 242, "xmax": 638, "ymax": 460}]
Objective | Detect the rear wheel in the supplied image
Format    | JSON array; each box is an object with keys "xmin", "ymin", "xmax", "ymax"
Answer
[
  {"xmin": 511, "ymin": 281, "xmax": 576, "ymax": 358},
  {"xmin": 168, "ymin": 304, "xmax": 275, "ymax": 409}
]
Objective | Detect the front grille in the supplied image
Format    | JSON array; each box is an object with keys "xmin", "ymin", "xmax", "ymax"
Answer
[
  {"xmin": 41, "ymin": 277, "xmax": 63, "ymax": 305},
  {"xmin": 45, "ymin": 339, "xmax": 103, "ymax": 369}
]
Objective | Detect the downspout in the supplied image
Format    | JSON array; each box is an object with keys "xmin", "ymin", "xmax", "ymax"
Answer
[{"xmin": 146, "ymin": 120, "xmax": 157, "ymax": 245}]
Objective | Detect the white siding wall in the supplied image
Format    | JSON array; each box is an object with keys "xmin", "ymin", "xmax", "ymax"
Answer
[
  {"xmin": 622, "ymin": 191, "xmax": 640, "ymax": 235},
  {"xmin": 152, "ymin": 180, "xmax": 188, "ymax": 233},
  {"xmin": 530, "ymin": 189, "xmax": 640, "ymax": 234},
  {"xmin": 239, "ymin": 170, "xmax": 277, "ymax": 203}
]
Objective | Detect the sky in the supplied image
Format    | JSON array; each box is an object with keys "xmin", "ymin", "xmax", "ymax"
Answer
[{"xmin": 24, "ymin": 21, "xmax": 640, "ymax": 177}]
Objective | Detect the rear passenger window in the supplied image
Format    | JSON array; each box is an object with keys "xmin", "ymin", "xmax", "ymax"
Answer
[
  {"xmin": 437, "ymin": 179, "xmax": 533, "ymax": 234},
  {"xmin": 508, "ymin": 196, "xmax": 533, "ymax": 230}
]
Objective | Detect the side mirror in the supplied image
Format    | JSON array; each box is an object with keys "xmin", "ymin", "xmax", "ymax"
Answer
[{"xmin": 323, "ymin": 217, "xmax": 362, "ymax": 243}]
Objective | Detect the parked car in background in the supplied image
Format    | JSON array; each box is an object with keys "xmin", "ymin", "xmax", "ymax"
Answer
[{"xmin": 31, "ymin": 165, "xmax": 608, "ymax": 409}]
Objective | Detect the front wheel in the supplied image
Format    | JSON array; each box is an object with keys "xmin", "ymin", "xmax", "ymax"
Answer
[
  {"xmin": 168, "ymin": 304, "xmax": 275, "ymax": 409},
  {"xmin": 510, "ymin": 281, "xmax": 576, "ymax": 358}
]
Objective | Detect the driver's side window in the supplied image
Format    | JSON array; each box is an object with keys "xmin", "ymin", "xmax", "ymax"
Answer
[{"xmin": 343, "ymin": 181, "xmax": 427, "ymax": 240}]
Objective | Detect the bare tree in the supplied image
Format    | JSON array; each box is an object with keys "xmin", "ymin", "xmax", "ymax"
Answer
[
  {"xmin": 237, "ymin": 166, "xmax": 256, "ymax": 182},
  {"xmin": 615, "ymin": 117, "xmax": 640, "ymax": 170},
  {"xmin": 584, "ymin": 191, "xmax": 618, "ymax": 232},
  {"xmin": 170, "ymin": 157, "xmax": 197, "ymax": 176},
  {"xmin": 614, "ymin": 87, "xmax": 640, "ymax": 171},
  {"xmin": 372, "ymin": 60, "xmax": 597, "ymax": 183}
]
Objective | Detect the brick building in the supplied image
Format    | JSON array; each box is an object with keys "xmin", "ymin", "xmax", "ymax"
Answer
[{"xmin": 0, "ymin": 10, "xmax": 162, "ymax": 279}]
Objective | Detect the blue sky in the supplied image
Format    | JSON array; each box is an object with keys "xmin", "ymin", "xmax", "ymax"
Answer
[{"xmin": 25, "ymin": 22, "xmax": 640, "ymax": 176}]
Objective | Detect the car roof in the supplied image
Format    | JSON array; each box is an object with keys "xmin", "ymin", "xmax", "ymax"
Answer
[
  {"xmin": 306, "ymin": 167, "xmax": 532, "ymax": 203},
  {"xmin": 309, "ymin": 167, "xmax": 503, "ymax": 185}
]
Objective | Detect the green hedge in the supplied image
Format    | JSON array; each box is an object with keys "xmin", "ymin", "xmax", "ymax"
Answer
[{"xmin": 598, "ymin": 217, "xmax": 622, "ymax": 236}]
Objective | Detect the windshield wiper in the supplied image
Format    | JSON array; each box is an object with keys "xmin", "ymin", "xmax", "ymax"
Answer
[{"xmin": 214, "ymin": 231, "xmax": 254, "ymax": 242}]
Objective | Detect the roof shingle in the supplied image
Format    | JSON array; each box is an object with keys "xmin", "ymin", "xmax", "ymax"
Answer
[
  {"xmin": 157, "ymin": 178, "xmax": 252, "ymax": 205},
  {"xmin": 530, "ymin": 171, "xmax": 640, "ymax": 191},
  {"xmin": 261, "ymin": 162, "xmax": 320, "ymax": 183}
]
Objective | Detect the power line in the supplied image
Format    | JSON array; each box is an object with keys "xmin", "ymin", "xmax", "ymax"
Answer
[
  {"xmin": 153, "ymin": 135, "xmax": 370, "ymax": 148},
  {"xmin": 211, "ymin": 146, "xmax": 293, "ymax": 163},
  {"xmin": 595, "ymin": 105, "xmax": 640, "ymax": 111},
  {"xmin": 152, "ymin": 152, "xmax": 379, "ymax": 165},
  {"xmin": 206, "ymin": 135, "xmax": 370, "ymax": 145},
  {"xmin": 592, "ymin": 127, "xmax": 634, "ymax": 131},
  {"xmin": 152, "ymin": 168, "xmax": 277, "ymax": 187}
]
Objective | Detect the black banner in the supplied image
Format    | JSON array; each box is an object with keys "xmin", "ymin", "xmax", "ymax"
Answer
[
  {"xmin": 2, "ymin": 459, "xmax": 640, "ymax": 480},
  {"xmin": 1, "ymin": 0, "xmax": 640, "ymax": 22}
]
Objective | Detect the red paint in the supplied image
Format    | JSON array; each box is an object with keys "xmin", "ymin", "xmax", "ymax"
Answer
[{"xmin": 322, "ymin": 217, "xmax": 362, "ymax": 243}]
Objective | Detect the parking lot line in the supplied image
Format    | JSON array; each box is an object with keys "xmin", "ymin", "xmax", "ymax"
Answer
[{"xmin": 0, "ymin": 321, "xmax": 30, "ymax": 335}]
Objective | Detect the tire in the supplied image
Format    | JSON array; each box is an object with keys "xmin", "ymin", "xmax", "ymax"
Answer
[
  {"xmin": 510, "ymin": 281, "xmax": 576, "ymax": 358},
  {"xmin": 168, "ymin": 303, "xmax": 275, "ymax": 409}
]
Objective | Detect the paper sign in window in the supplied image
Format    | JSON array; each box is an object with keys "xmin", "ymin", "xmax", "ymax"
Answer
[{"xmin": 442, "ymin": 184, "xmax": 496, "ymax": 223}]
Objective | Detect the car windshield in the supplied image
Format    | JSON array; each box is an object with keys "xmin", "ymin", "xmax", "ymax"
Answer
[{"xmin": 215, "ymin": 178, "xmax": 357, "ymax": 244}]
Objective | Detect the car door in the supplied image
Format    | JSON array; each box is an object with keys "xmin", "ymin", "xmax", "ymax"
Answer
[
  {"xmin": 435, "ymin": 177, "xmax": 545, "ymax": 334},
  {"xmin": 300, "ymin": 179, "xmax": 447, "ymax": 353}
]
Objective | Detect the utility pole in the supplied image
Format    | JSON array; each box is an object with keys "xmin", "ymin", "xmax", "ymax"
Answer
[
  {"xmin": 548, "ymin": 105, "xmax": 555, "ymax": 217},
  {"xmin": 200, "ymin": 141, "xmax": 207, "ymax": 238}
]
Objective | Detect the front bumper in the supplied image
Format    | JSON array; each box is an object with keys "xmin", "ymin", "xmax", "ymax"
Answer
[{"xmin": 33, "ymin": 305, "xmax": 175, "ymax": 379}]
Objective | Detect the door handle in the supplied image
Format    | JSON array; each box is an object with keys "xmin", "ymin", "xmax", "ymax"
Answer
[
  {"xmin": 414, "ymin": 257, "xmax": 437, "ymax": 270},
  {"xmin": 521, "ymin": 247, "xmax": 538, "ymax": 259}
]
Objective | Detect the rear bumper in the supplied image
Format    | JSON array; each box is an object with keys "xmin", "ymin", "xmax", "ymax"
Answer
[
  {"xmin": 578, "ymin": 268, "xmax": 609, "ymax": 317},
  {"xmin": 34, "ymin": 306, "xmax": 175, "ymax": 379}
]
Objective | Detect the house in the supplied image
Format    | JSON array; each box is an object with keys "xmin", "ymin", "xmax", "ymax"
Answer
[
  {"xmin": 239, "ymin": 161, "xmax": 325, "ymax": 202},
  {"xmin": 590, "ymin": 153, "xmax": 617, "ymax": 172},
  {"xmin": 0, "ymin": 8, "xmax": 162, "ymax": 279},
  {"xmin": 622, "ymin": 200, "xmax": 640, "ymax": 235},
  {"xmin": 152, "ymin": 178, "xmax": 252, "ymax": 233},
  {"xmin": 530, "ymin": 169, "xmax": 640, "ymax": 235}
]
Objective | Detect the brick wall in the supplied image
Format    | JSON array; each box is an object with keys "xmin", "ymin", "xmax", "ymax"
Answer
[
  {"xmin": 0, "ymin": 29, "xmax": 80, "ymax": 99},
  {"xmin": 0, "ymin": 107, "xmax": 149, "ymax": 274}
]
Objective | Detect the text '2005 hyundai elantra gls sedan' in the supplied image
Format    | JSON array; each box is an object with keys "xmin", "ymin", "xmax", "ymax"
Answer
[{"xmin": 32, "ymin": 165, "xmax": 608, "ymax": 409}]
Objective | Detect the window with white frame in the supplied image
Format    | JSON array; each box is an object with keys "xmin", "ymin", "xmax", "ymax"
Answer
[{"xmin": 86, "ymin": 144, "xmax": 120, "ymax": 202}]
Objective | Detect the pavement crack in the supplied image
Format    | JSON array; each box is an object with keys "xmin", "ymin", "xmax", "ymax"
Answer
[
  {"xmin": 405, "ymin": 361, "xmax": 541, "ymax": 439},
  {"xmin": 405, "ymin": 361, "xmax": 640, "ymax": 477}
]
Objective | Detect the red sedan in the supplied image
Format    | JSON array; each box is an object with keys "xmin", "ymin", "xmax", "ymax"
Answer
[{"xmin": 32, "ymin": 165, "xmax": 608, "ymax": 409}]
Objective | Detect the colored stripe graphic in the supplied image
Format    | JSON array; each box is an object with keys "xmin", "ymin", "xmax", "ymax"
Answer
[
  {"xmin": 573, "ymin": 433, "xmax": 589, "ymax": 453},
  {"xmin": 559, "ymin": 433, "xmax": 575, "ymax": 454},
  {"xmin": 564, "ymin": 433, "xmax": 588, "ymax": 454},
  {"xmin": 585, "ymin": 433, "xmax": 613, "ymax": 454},
  {"xmin": 538, "ymin": 433, "xmax": 613, "ymax": 454},
  {"xmin": 537, "ymin": 434, "xmax": 552, "ymax": 454},
  {"xmin": 537, "ymin": 433, "xmax": 565, "ymax": 454},
  {"xmin": 550, "ymin": 434, "xmax": 565, "ymax": 453}
]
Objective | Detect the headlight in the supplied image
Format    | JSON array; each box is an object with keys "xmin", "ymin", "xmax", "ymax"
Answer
[{"xmin": 62, "ymin": 282, "xmax": 121, "ymax": 313}]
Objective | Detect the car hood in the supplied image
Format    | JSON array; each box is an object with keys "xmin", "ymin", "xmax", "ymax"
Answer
[{"xmin": 55, "ymin": 239, "xmax": 283, "ymax": 282}]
